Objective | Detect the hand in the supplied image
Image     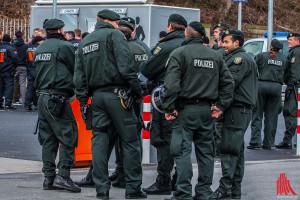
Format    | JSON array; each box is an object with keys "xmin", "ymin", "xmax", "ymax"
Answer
[
  {"xmin": 80, "ymin": 105, "xmax": 87, "ymax": 122},
  {"xmin": 165, "ymin": 110, "xmax": 178, "ymax": 121},
  {"xmin": 211, "ymin": 105, "xmax": 223, "ymax": 119}
]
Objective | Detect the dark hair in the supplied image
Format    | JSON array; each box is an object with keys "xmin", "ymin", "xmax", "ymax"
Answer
[
  {"xmin": 159, "ymin": 31, "xmax": 167, "ymax": 38},
  {"xmin": 231, "ymin": 35, "xmax": 244, "ymax": 46},
  {"xmin": 81, "ymin": 32, "xmax": 89, "ymax": 39},
  {"xmin": 15, "ymin": 31, "xmax": 23, "ymax": 38},
  {"xmin": 168, "ymin": 22, "xmax": 186, "ymax": 31},
  {"xmin": 66, "ymin": 31, "xmax": 75, "ymax": 39},
  {"xmin": 203, "ymin": 36, "xmax": 210, "ymax": 44}
]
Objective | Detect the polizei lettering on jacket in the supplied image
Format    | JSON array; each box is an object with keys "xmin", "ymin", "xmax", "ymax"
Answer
[
  {"xmin": 194, "ymin": 59, "xmax": 214, "ymax": 68},
  {"xmin": 135, "ymin": 54, "xmax": 148, "ymax": 62},
  {"xmin": 267, "ymin": 59, "xmax": 283, "ymax": 66},
  {"xmin": 82, "ymin": 43, "xmax": 99, "ymax": 55},
  {"xmin": 35, "ymin": 53, "xmax": 52, "ymax": 61}
]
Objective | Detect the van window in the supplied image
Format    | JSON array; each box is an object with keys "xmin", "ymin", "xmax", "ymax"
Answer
[{"xmin": 243, "ymin": 41, "xmax": 264, "ymax": 57}]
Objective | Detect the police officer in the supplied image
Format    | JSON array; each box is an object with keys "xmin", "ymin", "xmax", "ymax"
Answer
[
  {"xmin": 161, "ymin": 21, "xmax": 234, "ymax": 200},
  {"xmin": 276, "ymin": 33, "xmax": 300, "ymax": 149},
  {"xmin": 34, "ymin": 19, "xmax": 80, "ymax": 193},
  {"xmin": 0, "ymin": 34, "xmax": 19, "ymax": 109},
  {"xmin": 210, "ymin": 30, "xmax": 257, "ymax": 199},
  {"xmin": 212, "ymin": 23, "xmax": 230, "ymax": 51},
  {"xmin": 74, "ymin": 10, "xmax": 146, "ymax": 199},
  {"xmin": 75, "ymin": 17, "xmax": 149, "ymax": 189},
  {"xmin": 110, "ymin": 17, "xmax": 148, "ymax": 189},
  {"xmin": 248, "ymin": 39, "xmax": 286, "ymax": 150},
  {"xmin": 25, "ymin": 36, "xmax": 44, "ymax": 111},
  {"xmin": 140, "ymin": 14, "xmax": 187, "ymax": 195}
]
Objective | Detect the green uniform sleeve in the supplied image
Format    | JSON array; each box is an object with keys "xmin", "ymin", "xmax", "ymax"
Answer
[
  {"xmin": 215, "ymin": 59, "xmax": 234, "ymax": 111},
  {"xmin": 161, "ymin": 51, "xmax": 182, "ymax": 113},
  {"xmin": 112, "ymin": 31, "xmax": 142, "ymax": 94},
  {"xmin": 74, "ymin": 48, "xmax": 89, "ymax": 105},
  {"xmin": 140, "ymin": 44, "xmax": 169, "ymax": 81}
]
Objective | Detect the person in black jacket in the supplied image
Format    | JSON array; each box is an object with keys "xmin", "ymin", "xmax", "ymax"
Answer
[
  {"xmin": 24, "ymin": 36, "xmax": 45, "ymax": 111},
  {"xmin": 13, "ymin": 31, "xmax": 28, "ymax": 107},
  {"xmin": 0, "ymin": 34, "xmax": 19, "ymax": 109}
]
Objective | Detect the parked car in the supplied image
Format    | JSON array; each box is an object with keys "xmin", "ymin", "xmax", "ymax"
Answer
[{"xmin": 243, "ymin": 37, "xmax": 289, "ymax": 58}]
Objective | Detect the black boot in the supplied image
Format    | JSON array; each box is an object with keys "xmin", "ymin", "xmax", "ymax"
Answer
[
  {"xmin": 210, "ymin": 190, "xmax": 231, "ymax": 199},
  {"xmin": 112, "ymin": 176, "xmax": 126, "ymax": 189},
  {"xmin": 43, "ymin": 176, "xmax": 61, "ymax": 190},
  {"xmin": 108, "ymin": 171, "xmax": 119, "ymax": 182},
  {"xmin": 53, "ymin": 175, "xmax": 81, "ymax": 193},
  {"xmin": 96, "ymin": 191, "xmax": 109, "ymax": 199},
  {"xmin": 143, "ymin": 182, "xmax": 171, "ymax": 195},
  {"xmin": 125, "ymin": 190, "xmax": 147, "ymax": 199},
  {"xmin": 74, "ymin": 176, "xmax": 95, "ymax": 187}
]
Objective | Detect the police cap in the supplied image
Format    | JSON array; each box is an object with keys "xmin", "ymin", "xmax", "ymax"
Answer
[
  {"xmin": 188, "ymin": 21, "xmax": 206, "ymax": 36},
  {"xmin": 43, "ymin": 19, "xmax": 64, "ymax": 30},
  {"xmin": 271, "ymin": 39, "xmax": 283, "ymax": 49},
  {"xmin": 213, "ymin": 23, "xmax": 230, "ymax": 31},
  {"xmin": 168, "ymin": 14, "xmax": 187, "ymax": 27},
  {"xmin": 121, "ymin": 17, "xmax": 135, "ymax": 26},
  {"xmin": 97, "ymin": 9, "xmax": 120, "ymax": 21},
  {"xmin": 118, "ymin": 20, "xmax": 134, "ymax": 31},
  {"xmin": 287, "ymin": 33, "xmax": 300, "ymax": 39},
  {"xmin": 221, "ymin": 29, "xmax": 244, "ymax": 41}
]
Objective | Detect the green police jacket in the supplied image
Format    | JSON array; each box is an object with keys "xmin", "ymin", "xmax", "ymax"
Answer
[
  {"xmin": 34, "ymin": 33, "xmax": 75, "ymax": 97},
  {"xmin": 255, "ymin": 52, "xmax": 286, "ymax": 84},
  {"xmin": 140, "ymin": 30, "xmax": 185, "ymax": 83},
  {"xmin": 127, "ymin": 39, "xmax": 148, "ymax": 73},
  {"xmin": 74, "ymin": 21, "xmax": 142, "ymax": 104},
  {"xmin": 284, "ymin": 45, "xmax": 300, "ymax": 85},
  {"xmin": 162, "ymin": 37, "xmax": 234, "ymax": 113},
  {"xmin": 225, "ymin": 47, "xmax": 257, "ymax": 106}
]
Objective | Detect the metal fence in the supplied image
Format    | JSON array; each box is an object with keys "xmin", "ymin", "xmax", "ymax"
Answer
[{"xmin": 0, "ymin": 17, "xmax": 30, "ymax": 42}]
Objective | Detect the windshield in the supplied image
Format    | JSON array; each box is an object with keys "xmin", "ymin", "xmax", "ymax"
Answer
[{"xmin": 243, "ymin": 41, "xmax": 264, "ymax": 57}]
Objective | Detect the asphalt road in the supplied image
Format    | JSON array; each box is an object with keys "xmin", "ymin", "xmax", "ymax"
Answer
[{"xmin": 0, "ymin": 105, "xmax": 298, "ymax": 163}]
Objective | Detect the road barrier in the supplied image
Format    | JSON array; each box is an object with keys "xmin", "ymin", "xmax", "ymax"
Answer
[
  {"xmin": 297, "ymin": 88, "xmax": 300, "ymax": 156},
  {"xmin": 142, "ymin": 95, "xmax": 151, "ymax": 164}
]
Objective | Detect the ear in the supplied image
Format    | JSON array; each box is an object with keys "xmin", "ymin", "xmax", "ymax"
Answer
[{"xmin": 234, "ymin": 39, "xmax": 240, "ymax": 48}]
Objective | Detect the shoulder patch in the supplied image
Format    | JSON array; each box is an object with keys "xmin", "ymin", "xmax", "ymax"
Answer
[
  {"xmin": 291, "ymin": 57, "xmax": 295, "ymax": 64},
  {"xmin": 153, "ymin": 46, "xmax": 162, "ymax": 56},
  {"xmin": 234, "ymin": 57, "xmax": 242, "ymax": 64}
]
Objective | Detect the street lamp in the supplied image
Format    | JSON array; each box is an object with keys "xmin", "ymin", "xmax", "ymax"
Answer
[
  {"xmin": 232, "ymin": 0, "xmax": 248, "ymax": 31},
  {"xmin": 52, "ymin": 0, "xmax": 57, "ymax": 18}
]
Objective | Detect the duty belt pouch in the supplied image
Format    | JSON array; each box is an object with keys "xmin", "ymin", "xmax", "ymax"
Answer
[
  {"xmin": 50, "ymin": 95, "xmax": 66, "ymax": 116},
  {"xmin": 117, "ymin": 89, "xmax": 134, "ymax": 110},
  {"xmin": 85, "ymin": 105, "xmax": 92, "ymax": 130}
]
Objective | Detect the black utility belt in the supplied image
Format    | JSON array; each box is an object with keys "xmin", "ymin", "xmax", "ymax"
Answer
[
  {"xmin": 182, "ymin": 98, "xmax": 209, "ymax": 105},
  {"xmin": 94, "ymin": 87, "xmax": 129, "ymax": 94},
  {"xmin": 232, "ymin": 103, "xmax": 252, "ymax": 110}
]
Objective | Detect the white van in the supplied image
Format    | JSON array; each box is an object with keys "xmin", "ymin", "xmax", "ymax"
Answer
[{"xmin": 243, "ymin": 32, "xmax": 289, "ymax": 57}]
